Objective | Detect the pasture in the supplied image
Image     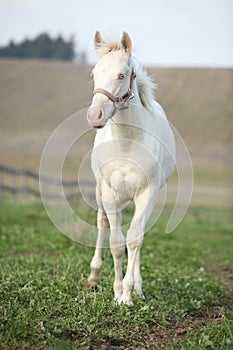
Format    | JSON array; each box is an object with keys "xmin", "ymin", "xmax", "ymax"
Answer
[
  {"xmin": 0, "ymin": 58, "xmax": 232, "ymax": 348},
  {"xmin": 0, "ymin": 203, "xmax": 232, "ymax": 349}
]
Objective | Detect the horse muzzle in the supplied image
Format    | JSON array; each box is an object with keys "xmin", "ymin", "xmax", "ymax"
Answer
[{"xmin": 87, "ymin": 106, "xmax": 106, "ymax": 129}]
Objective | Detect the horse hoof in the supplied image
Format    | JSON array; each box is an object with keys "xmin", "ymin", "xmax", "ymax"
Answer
[
  {"xmin": 140, "ymin": 293, "xmax": 145, "ymax": 301},
  {"xmin": 124, "ymin": 299, "xmax": 134, "ymax": 307},
  {"xmin": 86, "ymin": 281, "xmax": 99, "ymax": 291},
  {"xmin": 125, "ymin": 301, "xmax": 134, "ymax": 307},
  {"xmin": 117, "ymin": 296, "xmax": 134, "ymax": 307}
]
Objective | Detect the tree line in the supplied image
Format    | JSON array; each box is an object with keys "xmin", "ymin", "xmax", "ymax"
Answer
[{"xmin": 0, "ymin": 33, "xmax": 80, "ymax": 61}]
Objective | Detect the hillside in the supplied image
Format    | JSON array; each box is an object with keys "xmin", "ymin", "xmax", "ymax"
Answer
[
  {"xmin": 0, "ymin": 59, "xmax": 232, "ymax": 179},
  {"xmin": 149, "ymin": 67, "xmax": 233, "ymax": 169}
]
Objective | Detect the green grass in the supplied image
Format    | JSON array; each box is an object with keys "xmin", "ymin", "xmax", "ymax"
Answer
[{"xmin": 0, "ymin": 204, "xmax": 232, "ymax": 349}]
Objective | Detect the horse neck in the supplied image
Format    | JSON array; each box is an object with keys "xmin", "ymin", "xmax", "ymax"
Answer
[{"xmin": 110, "ymin": 82, "xmax": 143, "ymax": 140}]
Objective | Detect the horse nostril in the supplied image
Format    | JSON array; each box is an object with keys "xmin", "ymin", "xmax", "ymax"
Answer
[{"xmin": 98, "ymin": 110, "xmax": 102, "ymax": 119}]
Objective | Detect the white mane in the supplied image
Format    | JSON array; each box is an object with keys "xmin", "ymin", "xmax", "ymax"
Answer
[{"xmin": 132, "ymin": 58, "xmax": 157, "ymax": 110}]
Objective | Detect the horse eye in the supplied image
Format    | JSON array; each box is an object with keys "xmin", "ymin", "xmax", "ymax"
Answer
[{"xmin": 118, "ymin": 73, "xmax": 125, "ymax": 80}]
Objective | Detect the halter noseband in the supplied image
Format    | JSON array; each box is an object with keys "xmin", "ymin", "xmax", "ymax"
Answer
[{"xmin": 92, "ymin": 69, "xmax": 136, "ymax": 117}]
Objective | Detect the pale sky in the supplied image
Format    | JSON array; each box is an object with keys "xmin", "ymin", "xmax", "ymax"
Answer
[{"xmin": 0, "ymin": 0, "xmax": 232, "ymax": 67}]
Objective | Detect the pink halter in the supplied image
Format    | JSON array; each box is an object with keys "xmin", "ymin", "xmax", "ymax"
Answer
[{"xmin": 92, "ymin": 69, "xmax": 136, "ymax": 117}]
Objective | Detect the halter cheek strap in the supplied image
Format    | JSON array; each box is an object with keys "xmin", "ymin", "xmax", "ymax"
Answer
[{"xmin": 92, "ymin": 69, "xmax": 136, "ymax": 117}]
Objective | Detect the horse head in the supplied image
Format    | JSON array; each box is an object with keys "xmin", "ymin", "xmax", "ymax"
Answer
[{"xmin": 87, "ymin": 31, "xmax": 135, "ymax": 128}]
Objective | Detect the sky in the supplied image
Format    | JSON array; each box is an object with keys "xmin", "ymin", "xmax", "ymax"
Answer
[{"xmin": 0, "ymin": 0, "xmax": 232, "ymax": 67}]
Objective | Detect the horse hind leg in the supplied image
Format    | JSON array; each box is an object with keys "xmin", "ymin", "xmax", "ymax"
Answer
[
  {"xmin": 87, "ymin": 209, "xmax": 109, "ymax": 290},
  {"xmin": 134, "ymin": 250, "xmax": 145, "ymax": 300}
]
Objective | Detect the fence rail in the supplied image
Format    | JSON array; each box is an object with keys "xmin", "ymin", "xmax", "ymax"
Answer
[{"xmin": 0, "ymin": 164, "xmax": 95, "ymax": 201}]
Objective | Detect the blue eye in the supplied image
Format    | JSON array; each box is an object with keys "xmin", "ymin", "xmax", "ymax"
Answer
[{"xmin": 118, "ymin": 73, "xmax": 125, "ymax": 80}]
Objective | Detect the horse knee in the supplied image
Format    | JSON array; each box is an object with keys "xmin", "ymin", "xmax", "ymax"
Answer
[
  {"xmin": 126, "ymin": 228, "xmax": 143, "ymax": 251},
  {"xmin": 110, "ymin": 230, "xmax": 126, "ymax": 258},
  {"xmin": 111, "ymin": 245, "xmax": 125, "ymax": 258}
]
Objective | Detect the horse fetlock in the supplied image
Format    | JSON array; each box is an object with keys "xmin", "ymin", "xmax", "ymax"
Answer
[
  {"xmin": 90, "ymin": 260, "xmax": 102, "ymax": 271},
  {"xmin": 113, "ymin": 280, "xmax": 123, "ymax": 299},
  {"xmin": 114, "ymin": 292, "xmax": 123, "ymax": 304},
  {"xmin": 134, "ymin": 275, "xmax": 143, "ymax": 296}
]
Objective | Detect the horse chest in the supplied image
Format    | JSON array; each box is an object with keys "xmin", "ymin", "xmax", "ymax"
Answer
[{"xmin": 99, "ymin": 160, "xmax": 147, "ymax": 202}]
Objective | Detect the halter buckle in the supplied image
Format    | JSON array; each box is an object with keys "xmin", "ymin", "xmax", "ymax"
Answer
[{"xmin": 130, "ymin": 92, "xmax": 135, "ymax": 100}]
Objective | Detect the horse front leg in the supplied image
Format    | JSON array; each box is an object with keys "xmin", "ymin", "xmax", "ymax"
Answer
[
  {"xmin": 87, "ymin": 209, "xmax": 108, "ymax": 289},
  {"xmin": 107, "ymin": 211, "xmax": 126, "ymax": 303},
  {"xmin": 120, "ymin": 235, "xmax": 143, "ymax": 307},
  {"xmin": 120, "ymin": 186, "xmax": 158, "ymax": 306}
]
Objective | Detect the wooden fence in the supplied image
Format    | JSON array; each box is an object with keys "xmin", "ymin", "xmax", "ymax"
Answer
[{"xmin": 0, "ymin": 164, "xmax": 95, "ymax": 202}]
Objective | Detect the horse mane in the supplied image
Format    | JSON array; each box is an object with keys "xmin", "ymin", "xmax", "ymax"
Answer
[
  {"xmin": 96, "ymin": 40, "xmax": 157, "ymax": 110},
  {"xmin": 95, "ymin": 40, "xmax": 121, "ymax": 57},
  {"xmin": 133, "ymin": 59, "xmax": 157, "ymax": 110}
]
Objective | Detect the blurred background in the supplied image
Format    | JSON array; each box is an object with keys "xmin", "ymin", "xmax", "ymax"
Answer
[{"xmin": 0, "ymin": 0, "xmax": 232, "ymax": 208}]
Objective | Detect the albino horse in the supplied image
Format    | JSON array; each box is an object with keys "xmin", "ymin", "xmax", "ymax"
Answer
[{"xmin": 87, "ymin": 31, "xmax": 175, "ymax": 306}]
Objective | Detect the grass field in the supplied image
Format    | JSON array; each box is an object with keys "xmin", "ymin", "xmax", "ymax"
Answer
[{"xmin": 0, "ymin": 203, "xmax": 232, "ymax": 349}]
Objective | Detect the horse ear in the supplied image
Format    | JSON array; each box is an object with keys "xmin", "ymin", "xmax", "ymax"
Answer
[
  {"xmin": 94, "ymin": 31, "xmax": 104, "ymax": 50},
  {"xmin": 121, "ymin": 32, "xmax": 132, "ymax": 54}
]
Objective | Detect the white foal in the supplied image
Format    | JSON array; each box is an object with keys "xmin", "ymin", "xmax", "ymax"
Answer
[{"xmin": 86, "ymin": 31, "xmax": 176, "ymax": 306}]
